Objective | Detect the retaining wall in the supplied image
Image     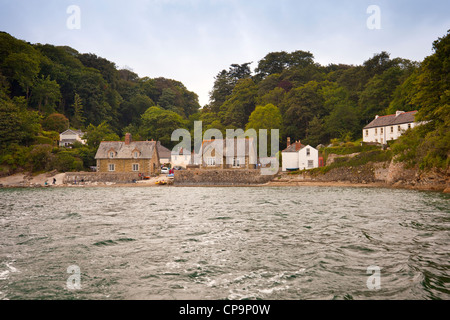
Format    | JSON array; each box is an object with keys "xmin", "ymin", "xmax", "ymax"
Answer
[
  {"xmin": 174, "ymin": 169, "xmax": 277, "ymax": 186},
  {"xmin": 64, "ymin": 172, "xmax": 142, "ymax": 184}
]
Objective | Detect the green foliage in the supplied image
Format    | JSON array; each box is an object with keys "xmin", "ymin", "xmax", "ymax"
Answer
[
  {"xmin": 314, "ymin": 149, "xmax": 393, "ymax": 174},
  {"xmin": 391, "ymin": 30, "xmax": 450, "ymax": 170},
  {"xmin": 246, "ymin": 103, "xmax": 282, "ymax": 132},
  {"xmin": 71, "ymin": 92, "xmax": 85, "ymax": 128},
  {"xmin": 84, "ymin": 122, "xmax": 120, "ymax": 149},
  {"xmin": 29, "ymin": 144, "xmax": 54, "ymax": 172},
  {"xmin": 42, "ymin": 113, "xmax": 69, "ymax": 132},
  {"xmin": 53, "ymin": 151, "xmax": 84, "ymax": 172},
  {"xmin": 140, "ymin": 106, "xmax": 187, "ymax": 148},
  {"xmin": 30, "ymin": 75, "xmax": 62, "ymax": 113}
]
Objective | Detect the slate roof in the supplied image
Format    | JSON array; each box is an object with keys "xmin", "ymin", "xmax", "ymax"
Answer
[
  {"xmin": 363, "ymin": 111, "xmax": 418, "ymax": 129},
  {"xmin": 157, "ymin": 142, "xmax": 172, "ymax": 159},
  {"xmin": 60, "ymin": 129, "xmax": 85, "ymax": 136},
  {"xmin": 95, "ymin": 141, "xmax": 157, "ymax": 159},
  {"xmin": 282, "ymin": 142, "xmax": 306, "ymax": 153}
]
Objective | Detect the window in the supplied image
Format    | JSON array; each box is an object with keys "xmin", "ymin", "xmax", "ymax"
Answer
[
  {"xmin": 375, "ymin": 139, "xmax": 378, "ymax": 143},
  {"xmin": 108, "ymin": 164, "xmax": 115, "ymax": 171},
  {"xmin": 110, "ymin": 152, "xmax": 114, "ymax": 158},
  {"xmin": 408, "ymin": 124, "xmax": 411, "ymax": 129},
  {"xmin": 398, "ymin": 126, "xmax": 401, "ymax": 132},
  {"xmin": 365, "ymin": 130, "xmax": 369, "ymax": 136},
  {"xmin": 207, "ymin": 157, "xmax": 216, "ymax": 166},
  {"xmin": 306, "ymin": 148, "xmax": 310, "ymax": 156},
  {"xmin": 380, "ymin": 128, "xmax": 383, "ymax": 134},
  {"xmin": 391, "ymin": 127, "xmax": 394, "ymax": 133},
  {"xmin": 307, "ymin": 160, "xmax": 314, "ymax": 168},
  {"xmin": 174, "ymin": 156, "xmax": 177, "ymax": 161},
  {"xmin": 134, "ymin": 152, "xmax": 138, "ymax": 158},
  {"xmin": 132, "ymin": 164, "xmax": 139, "ymax": 172},
  {"xmin": 233, "ymin": 158, "xmax": 240, "ymax": 167},
  {"xmin": 375, "ymin": 128, "xmax": 377, "ymax": 134},
  {"xmin": 381, "ymin": 138, "xmax": 383, "ymax": 144}
]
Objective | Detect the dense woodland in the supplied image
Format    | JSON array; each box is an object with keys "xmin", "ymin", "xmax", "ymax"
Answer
[{"xmin": 0, "ymin": 30, "xmax": 448, "ymax": 174}]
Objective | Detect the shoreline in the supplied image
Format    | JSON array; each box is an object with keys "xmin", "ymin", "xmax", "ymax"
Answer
[
  {"xmin": 0, "ymin": 172, "xmax": 447, "ymax": 193},
  {"xmin": 1, "ymin": 180, "xmax": 447, "ymax": 193}
]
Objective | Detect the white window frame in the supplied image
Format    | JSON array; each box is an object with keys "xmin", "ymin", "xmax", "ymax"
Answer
[
  {"xmin": 307, "ymin": 160, "xmax": 314, "ymax": 168},
  {"xmin": 306, "ymin": 148, "xmax": 310, "ymax": 156},
  {"xmin": 132, "ymin": 164, "xmax": 139, "ymax": 172},
  {"xmin": 108, "ymin": 164, "xmax": 115, "ymax": 172},
  {"xmin": 110, "ymin": 152, "xmax": 115, "ymax": 158},
  {"xmin": 233, "ymin": 158, "xmax": 240, "ymax": 167},
  {"xmin": 207, "ymin": 157, "xmax": 216, "ymax": 166}
]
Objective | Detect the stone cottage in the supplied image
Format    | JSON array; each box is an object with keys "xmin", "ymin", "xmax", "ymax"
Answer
[{"xmin": 95, "ymin": 133, "xmax": 160, "ymax": 175}]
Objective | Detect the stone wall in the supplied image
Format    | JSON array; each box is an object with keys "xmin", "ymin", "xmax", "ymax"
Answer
[
  {"xmin": 174, "ymin": 169, "xmax": 277, "ymax": 186},
  {"xmin": 64, "ymin": 172, "xmax": 142, "ymax": 184}
]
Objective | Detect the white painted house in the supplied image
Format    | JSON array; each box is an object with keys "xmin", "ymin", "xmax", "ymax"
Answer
[
  {"xmin": 171, "ymin": 148, "xmax": 192, "ymax": 168},
  {"xmin": 59, "ymin": 129, "xmax": 86, "ymax": 147},
  {"xmin": 363, "ymin": 111, "xmax": 419, "ymax": 144},
  {"xmin": 281, "ymin": 138, "xmax": 319, "ymax": 171}
]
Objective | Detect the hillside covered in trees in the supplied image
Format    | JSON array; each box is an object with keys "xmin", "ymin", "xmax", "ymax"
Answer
[{"xmin": 0, "ymin": 30, "xmax": 448, "ymax": 174}]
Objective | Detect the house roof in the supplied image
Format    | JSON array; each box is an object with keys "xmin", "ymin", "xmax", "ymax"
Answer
[
  {"xmin": 157, "ymin": 142, "xmax": 171, "ymax": 159},
  {"xmin": 363, "ymin": 111, "xmax": 418, "ymax": 129},
  {"xmin": 202, "ymin": 138, "xmax": 256, "ymax": 157},
  {"xmin": 282, "ymin": 142, "xmax": 306, "ymax": 153},
  {"xmin": 60, "ymin": 129, "xmax": 85, "ymax": 136},
  {"xmin": 95, "ymin": 141, "xmax": 157, "ymax": 159}
]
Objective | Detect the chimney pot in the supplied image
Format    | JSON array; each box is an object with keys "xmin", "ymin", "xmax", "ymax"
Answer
[{"xmin": 287, "ymin": 137, "xmax": 291, "ymax": 147}]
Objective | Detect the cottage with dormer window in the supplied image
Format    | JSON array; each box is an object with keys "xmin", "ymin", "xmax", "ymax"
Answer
[{"xmin": 94, "ymin": 133, "xmax": 160, "ymax": 175}]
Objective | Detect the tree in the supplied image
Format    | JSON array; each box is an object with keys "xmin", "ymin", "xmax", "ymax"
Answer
[
  {"xmin": 140, "ymin": 106, "xmax": 187, "ymax": 148},
  {"xmin": 71, "ymin": 92, "xmax": 85, "ymax": 128},
  {"xmin": 3, "ymin": 52, "xmax": 40, "ymax": 99},
  {"xmin": 42, "ymin": 113, "xmax": 69, "ymax": 133},
  {"xmin": 255, "ymin": 50, "xmax": 314, "ymax": 79},
  {"xmin": 281, "ymin": 81, "xmax": 324, "ymax": 140},
  {"xmin": 246, "ymin": 103, "xmax": 282, "ymax": 132},
  {"xmin": 219, "ymin": 78, "xmax": 258, "ymax": 128},
  {"xmin": 84, "ymin": 122, "xmax": 120, "ymax": 149},
  {"xmin": 209, "ymin": 63, "xmax": 252, "ymax": 112},
  {"xmin": 31, "ymin": 75, "xmax": 62, "ymax": 114}
]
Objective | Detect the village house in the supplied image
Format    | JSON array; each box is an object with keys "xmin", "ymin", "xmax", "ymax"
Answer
[
  {"xmin": 157, "ymin": 142, "xmax": 172, "ymax": 167},
  {"xmin": 171, "ymin": 147, "xmax": 192, "ymax": 168},
  {"xmin": 281, "ymin": 138, "xmax": 319, "ymax": 171},
  {"xmin": 59, "ymin": 129, "xmax": 86, "ymax": 147},
  {"xmin": 94, "ymin": 133, "xmax": 160, "ymax": 175},
  {"xmin": 200, "ymin": 138, "xmax": 258, "ymax": 169},
  {"xmin": 363, "ymin": 110, "xmax": 419, "ymax": 144}
]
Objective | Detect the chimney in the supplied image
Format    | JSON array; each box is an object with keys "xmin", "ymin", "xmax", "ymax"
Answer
[
  {"xmin": 287, "ymin": 137, "xmax": 291, "ymax": 147},
  {"xmin": 296, "ymin": 140, "xmax": 302, "ymax": 151},
  {"xmin": 396, "ymin": 111, "xmax": 405, "ymax": 117},
  {"xmin": 125, "ymin": 133, "xmax": 132, "ymax": 145},
  {"xmin": 375, "ymin": 115, "xmax": 379, "ymax": 119}
]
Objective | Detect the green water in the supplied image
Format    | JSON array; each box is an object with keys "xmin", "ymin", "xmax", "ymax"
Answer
[{"xmin": 0, "ymin": 186, "xmax": 449, "ymax": 300}]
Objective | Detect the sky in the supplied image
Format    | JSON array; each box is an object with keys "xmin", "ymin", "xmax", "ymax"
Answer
[{"xmin": 1, "ymin": 0, "xmax": 449, "ymax": 106}]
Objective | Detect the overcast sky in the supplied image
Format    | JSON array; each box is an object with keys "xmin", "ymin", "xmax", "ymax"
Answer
[{"xmin": 1, "ymin": 0, "xmax": 449, "ymax": 106}]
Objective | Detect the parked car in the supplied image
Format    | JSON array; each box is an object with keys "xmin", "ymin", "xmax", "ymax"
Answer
[{"xmin": 161, "ymin": 167, "xmax": 169, "ymax": 174}]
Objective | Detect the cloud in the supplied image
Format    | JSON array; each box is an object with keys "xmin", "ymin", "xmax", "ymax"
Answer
[{"xmin": 1, "ymin": 0, "xmax": 449, "ymax": 106}]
